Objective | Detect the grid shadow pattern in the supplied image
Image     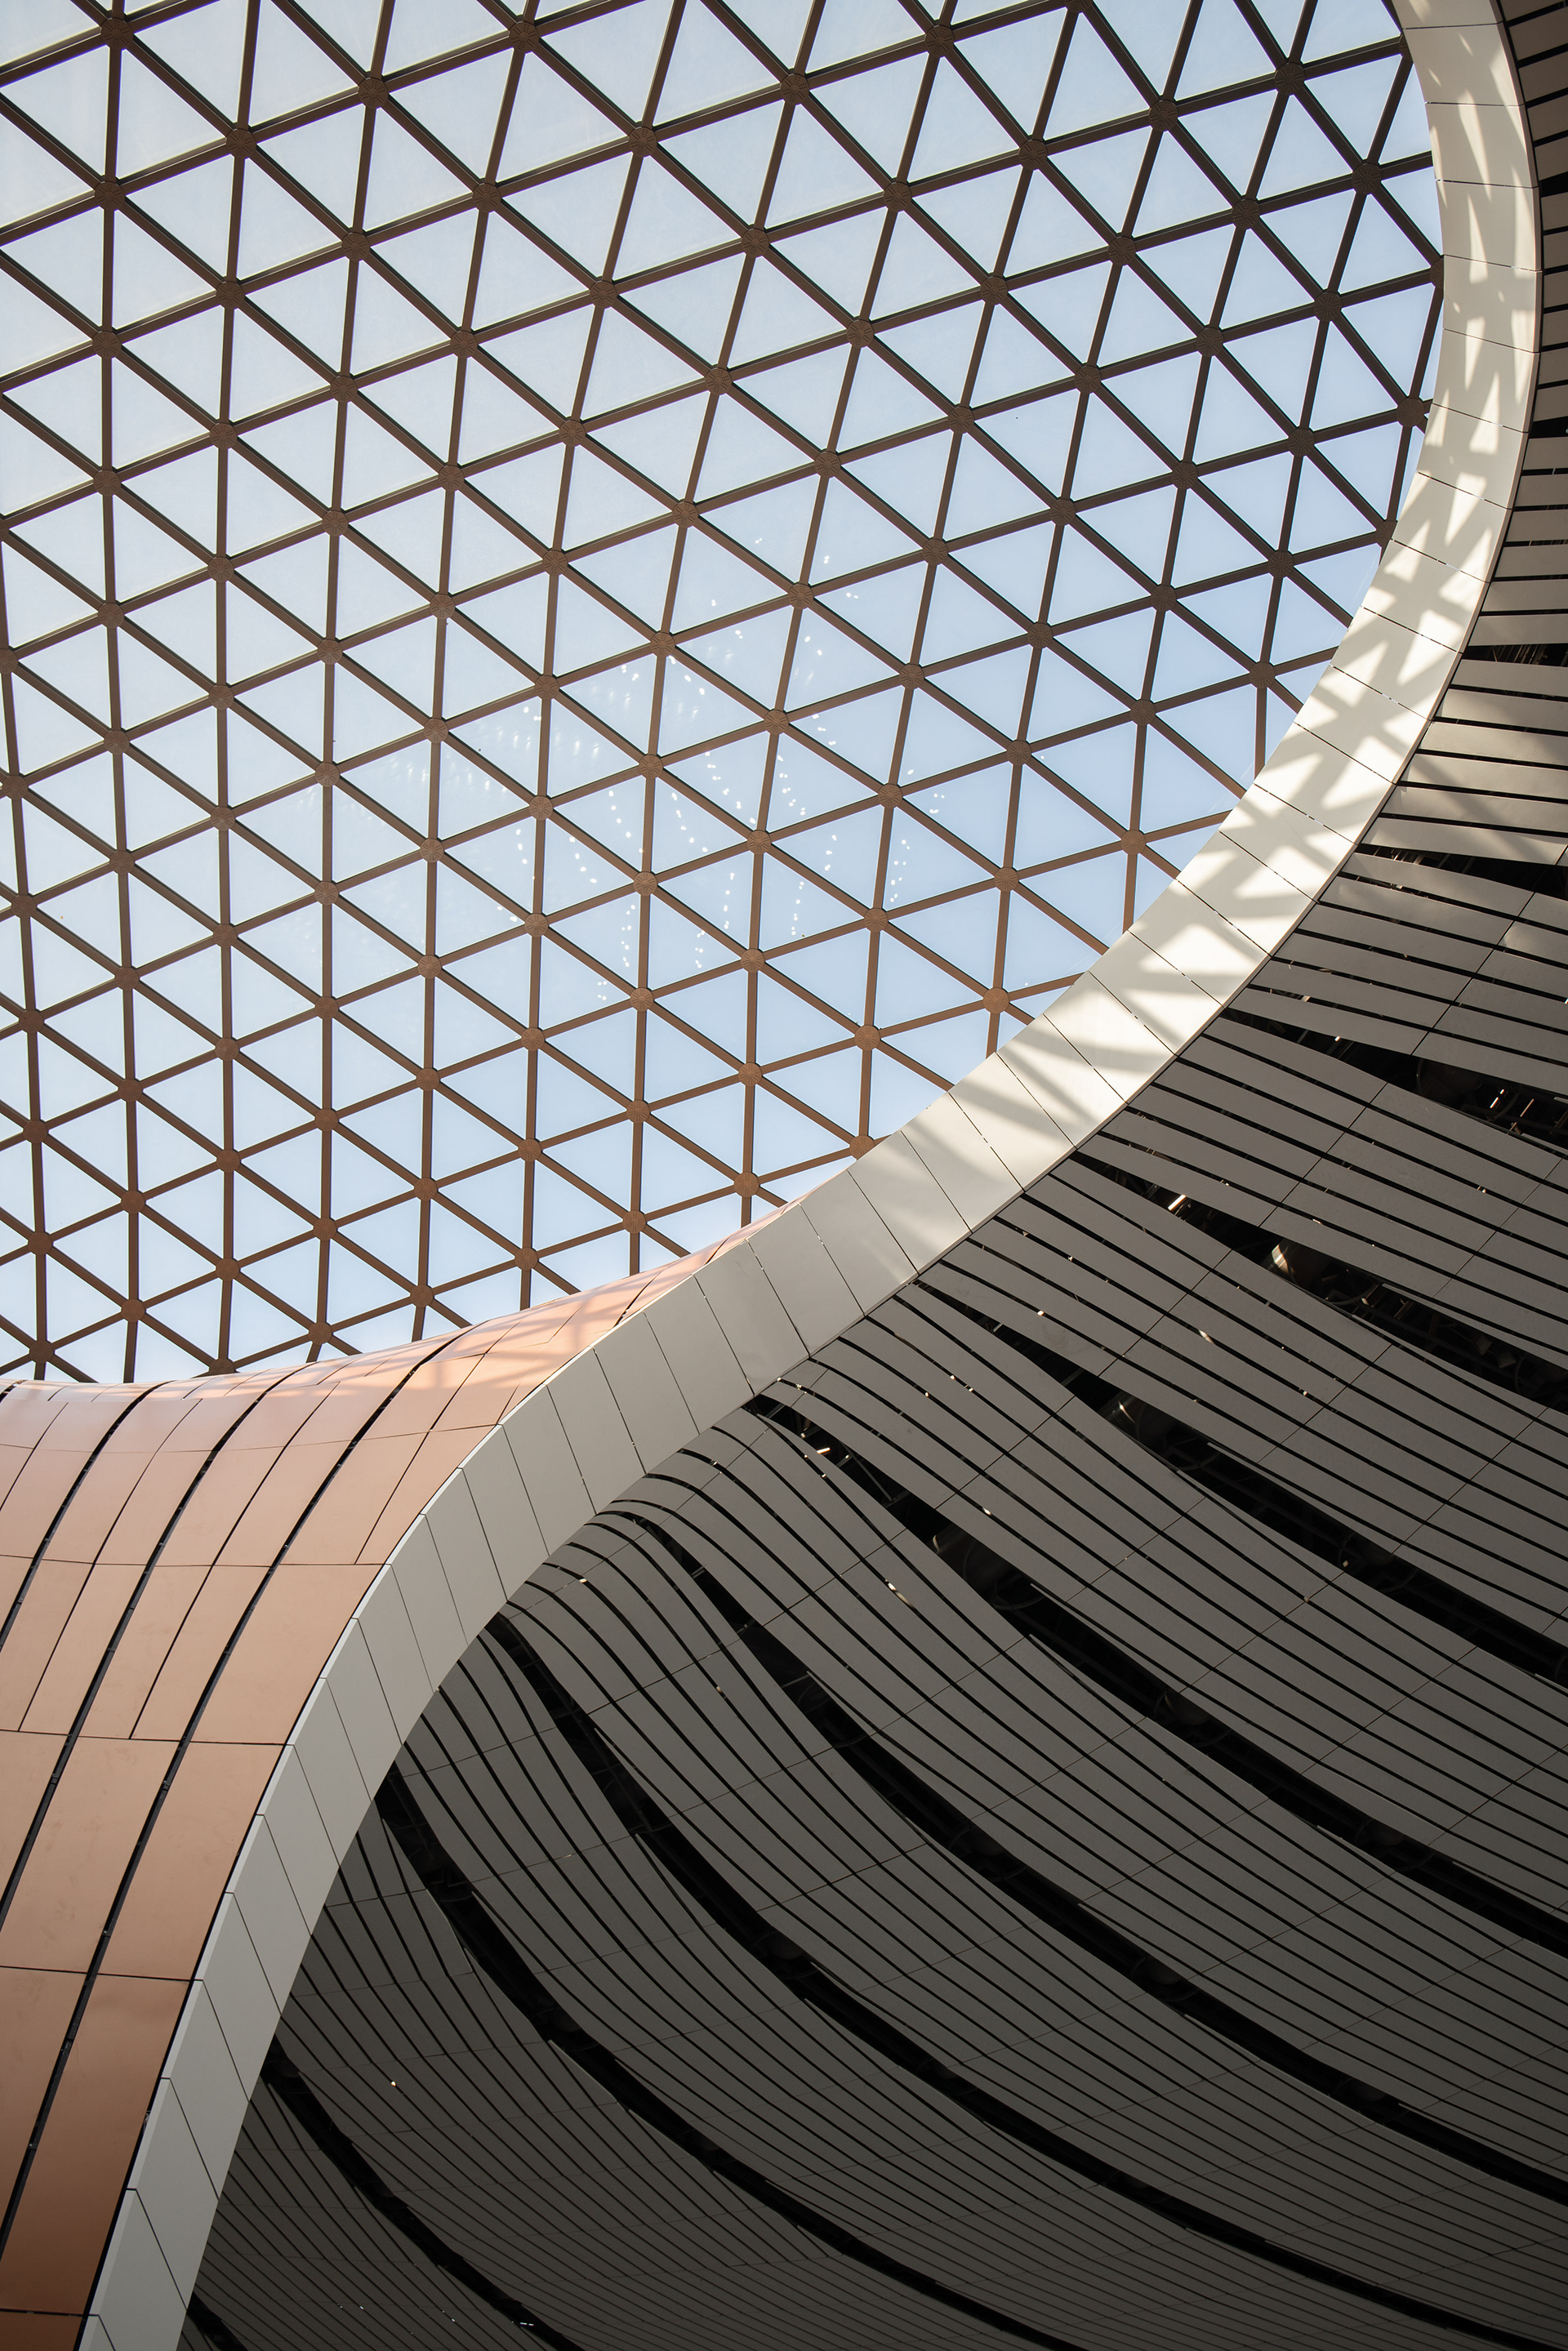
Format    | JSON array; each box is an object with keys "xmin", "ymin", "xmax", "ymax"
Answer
[{"xmin": 0, "ymin": 0, "xmax": 1438, "ymax": 1376}]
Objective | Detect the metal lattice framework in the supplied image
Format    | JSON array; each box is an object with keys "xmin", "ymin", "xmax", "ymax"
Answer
[{"xmin": 0, "ymin": 0, "xmax": 1438, "ymax": 1379}]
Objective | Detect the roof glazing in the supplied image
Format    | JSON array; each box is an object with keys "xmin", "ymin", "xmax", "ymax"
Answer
[{"xmin": 0, "ymin": 0, "xmax": 1438, "ymax": 1377}]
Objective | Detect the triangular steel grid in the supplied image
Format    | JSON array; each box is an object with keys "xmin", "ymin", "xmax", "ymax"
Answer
[{"xmin": 0, "ymin": 0, "xmax": 1440, "ymax": 1378}]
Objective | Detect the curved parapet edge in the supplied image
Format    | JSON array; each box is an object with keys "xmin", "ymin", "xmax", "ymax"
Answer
[{"xmin": 81, "ymin": 8, "xmax": 1538, "ymax": 2348}]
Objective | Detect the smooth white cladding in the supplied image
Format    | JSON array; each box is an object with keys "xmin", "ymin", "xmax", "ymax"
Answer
[{"xmin": 0, "ymin": 0, "xmax": 1437, "ymax": 1378}]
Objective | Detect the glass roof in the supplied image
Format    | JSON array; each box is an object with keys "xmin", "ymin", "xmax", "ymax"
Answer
[{"xmin": 0, "ymin": 0, "xmax": 1438, "ymax": 1379}]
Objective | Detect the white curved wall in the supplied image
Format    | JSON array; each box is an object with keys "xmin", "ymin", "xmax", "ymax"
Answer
[{"xmin": 84, "ymin": 8, "xmax": 1539, "ymax": 2345}]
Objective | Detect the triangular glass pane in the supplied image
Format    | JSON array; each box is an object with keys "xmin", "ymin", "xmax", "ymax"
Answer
[
  {"xmin": 1142, "ymin": 224, "xmax": 1232, "ymax": 322},
  {"xmin": 458, "ymin": 577, "xmax": 550, "ymax": 671},
  {"xmin": 1177, "ymin": 0, "xmax": 1272, "ymax": 97},
  {"xmin": 775, "ymin": 212, "xmax": 884, "ymax": 315},
  {"xmin": 376, "ymin": 213, "xmax": 478, "ymax": 318},
  {"xmin": 510, "ymin": 155, "xmax": 632, "ymax": 275},
  {"xmin": 1099, "ymin": 269, "xmax": 1189, "ymax": 362},
  {"xmin": 695, "ymin": 397, "xmax": 800, "ymax": 499},
  {"xmin": 1309, "ymin": 57, "xmax": 1400, "ymax": 156},
  {"xmin": 251, "ymin": 257, "xmax": 349, "ymax": 367},
  {"xmin": 917, "ymin": 167, "xmax": 1019, "ymax": 274},
  {"xmin": 876, "ymin": 301, "xmax": 983, "ymax": 399},
  {"xmin": 617, "ymin": 158, "xmax": 731, "ymax": 278},
  {"xmin": 545, "ymin": 0, "xmax": 674, "ymax": 124},
  {"xmin": 1009, "ymin": 173, "xmax": 1102, "ymax": 272},
  {"xmin": 817, "ymin": 467, "xmax": 927, "ymax": 563},
  {"xmin": 1136, "ymin": 135, "xmax": 1226, "ymax": 236},
  {"xmin": 871, "ymin": 215, "xmax": 974, "ymax": 317},
  {"xmin": 662, "ymin": 101, "xmax": 782, "ymax": 225},
  {"xmin": 497, "ymin": 53, "xmax": 621, "ymax": 178},
  {"xmin": 817, "ymin": 56, "xmax": 926, "ymax": 176},
  {"xmin": 584, "ymin": 310, "xmax": 699, "ymax": 415},
  {"xmin": 456, "ymin": 360, "xmax": 549, "ymax": 464},
  {"xmin": 398, "ymin": 50, "xmax": 512, "ymax": 176},
  {"xmin": 570, "ymin": 657, "xmax": 660, "ymax": 749},
  {"xmin": 115, "ymin": 57, "xmax": 216, "ymax": 179},
  {"xmin": 364, "ymin": 110, "xmax": 467, "ymax": 229},
  {"xmin": 249, "ymin": 1, "xmax": 356, "ymax": 124},
  {"xmin": 1186, "ymin": 92, "xmax": 1274, "ymax": 195},
  {"xmin": 767, "ymin": 110, "xmax": 875, "ymax": 234},
  {"xmin": 1095, "ymin": 0, "xmax": 1183, "ymax": 96},
  {"xmin": 368, "ymin": 354, "xmax": 457, "ymax": 458},
  {"xmin": 743, "ymin": 349, "xmax": 848, "ymax": 446},
  {"xmin": 786, "ymin": 617, "xmax": 891, "ymax": 710},
  {"xmin": 591, "ymin": 394, "xmax": 707, "ymax": 500},
  {"xmin": 628, "ymin": 252, "xmax": 745, "ymax": 361},
  {"xmin": 1053, "ymin": 127, "xmax": 1151, "ymax": 235},
  {"xmin": 383, "ymin": 0, "xmax": 496, "ymax": 70},
  {"xmin": 13, "ymin": 208, "xmax": 103, "ymax": 320},
  {"xmin": 140, "ymin": 0, "xmax": 247, "ymax": 114},
  {"xmin": 656, "ymin": 2, "xmax": 771, "ymax": 122},
  {"xmin": 471, "ymin": 216, "xmax": 581, "ymax": 328},
  {"xmin": 128, "ymin": 310, "xmax": 224, "ymax": 415},
  {"xmin": 0, "ymin": 272, "xmax": 87, "ymax": 373},
  {"xmin": 263, "ymin": 108, "xmax": 363, "ymax": 227},
  {"xmin": 564, "ymin": 448, "xmax": 666, "ymax": 545},
  {"xmin": 1013, "ymin": 261, "xmax": 1111, "ymax": 361},
  {"xmin": 341, "ymin": 405, "xmax": 430, "ymax": 505},
  {"xmin": 1257, "ymin": 96, "xmax": 1343, "ymax": 197},
  {"xmin": 1045, "ymin": 19, "xmax": 1141, "ymax": 136},
  {"xmin": 1110, "ymin": 350, "xmax": 1200, "ymax": 453},
  {"xmin": 959, "ymin": 17, "xmax": 1064, "ymax": 136},
  {"xmin": 669, "ymin": 530, "xmax": 774, "ymax": 630},
  {"xmin": 351, "ymin": 266, "xmax": 443, "ymax": 372},
  {"xmin": 808, "ymin": 0, "xmax": 911, "ymax": 72},
  {"xmin": 911, "ymin": 60, "xmax": 1010, "ymax": 179},
  {"xmin": 659, "ymin": 661, "xmax": 755, "ymax": 755},
  {"xmin": 728, "ymin": 0, "xmax": 813, "ymax": 68},
  {"xmin": 0, "ymin": 114, "xmax": 92, "ymax": 224}
]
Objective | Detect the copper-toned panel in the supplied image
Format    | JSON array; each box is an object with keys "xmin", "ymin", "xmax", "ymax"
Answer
[
  {"xmin": 227, "ymin": 1374, "xmax": 381, "ymax": 1457},
  {"xmin": 0, "ymin": 1561, "xmax": 96, "ymax": 1730},
  {"xmin": 0, "ymin": 1738, "xmax": 172, "ymax": 1974},
  {"xmin": 12, "ymin": 1393, "xmax": 129, "ymax": 1454},
  {"xmin": 0, "ymin": 1969, "xmax": 80, "ymax": 2227},
  {"xmin": 154, "ymin": 1442, "xmax": 285, "ymax": 1571},
  {"xmin": 212, "ymin": 1439, "xmax": 362, "ymax": 1569},
  {"xmin": 94, "ymin": 1444, "xmax": 229, "ymax": 1570},
  {"xmin": 0, "ymin": 1446, "xmax": 111, "ymax": 1566},
  {"xmin": 0, "ymin": 1973, "xmax": 185, "ymax": 2316},
  {"xmin": 40, "ymin": 1449, "xmax": 155, "ymax": 1575},
  {"xmin": 2, "ymin": 2315, "xmax": 83, "ymax": 2348},
  {"xmin": 0, "ymin": 1556, "xmax": 35, "ymax": 1623},
  {"xmin": 0, "ymin": 1734, "xmax": 63, "ymax": 1888},
  {"xmin": 80, "ymin": 1564, "xmax": 213, "ymax": 1741},
  {"xmin": 97, "ymin": 1392, "xmax": 207, "ymax": 1455},
  {"xmin": 130, "ymin": 1563, "xmax": 272, "ymax": 1743},
  {"xmin": 359, "ymin": 1428, "xmax": 500, "ymax": 1566},
  {"xmin": 192, "ymin": 1560, "xmax": 385, "ymax": 1745},
  {"xmin": 0, "ymin": 1271, "xmax": 720, "ymax": 2335},
  {"xmin": 0, "ymin": 1450, "xmax": 42, "ymax": 1519},
  {"xmin": 103, "ymin": 1742, "xmax": 280, "ymax": 1980},
  {"xmin": 284, "ymin": 1360, "xmax": 432, "ymax": 1449},
  {"xmin": 0, "ymin": 1389, "xmax": 73, "ymax": 1449},
  {"xmin": 21, "ymin": 1561, "xmax": 146, "ymax": 1736},
  {"xmin": 154, "ymin": 1382, "xmax": 279, "ymax": 1456},
  {"xmin": 279, "ymin": 1432, "xmax": 426, "ymax": 1569}
]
